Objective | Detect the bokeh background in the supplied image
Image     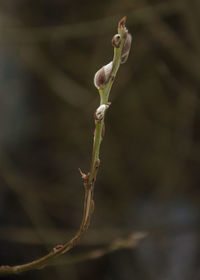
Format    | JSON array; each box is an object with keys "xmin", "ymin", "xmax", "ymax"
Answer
[{"xmin": 0, "ymin": 0, "xmax": 200, "ymax": 279}]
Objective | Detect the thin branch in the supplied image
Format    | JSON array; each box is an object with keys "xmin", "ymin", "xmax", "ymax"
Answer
[
  {"xmin": 52, "ymin": 232, "xmax": 147, "ymax": 267},
  {"xmin": 0, "ymin": 17, "xmax": 131, "ymax": 275},
  {"xmin": 1, "ymin": 224, "xmax": 199, "ymax": 246},
  {"xmin": 20, "ymin": 45, "xmax": 91, "ymax": 108}
]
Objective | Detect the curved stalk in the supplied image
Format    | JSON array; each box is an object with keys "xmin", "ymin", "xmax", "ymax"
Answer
[{"xmin": 0, "ymin": 17, "xmax": 131, "ymax": 275}]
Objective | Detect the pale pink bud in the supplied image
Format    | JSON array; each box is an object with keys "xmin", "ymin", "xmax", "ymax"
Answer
[
  {"xmin": 121, "ymin": 33, "xmax": 132, "ymax": 64},
  {"xmin": 94, "ymin": 61, "xmax": 113, "ymax": 89}
]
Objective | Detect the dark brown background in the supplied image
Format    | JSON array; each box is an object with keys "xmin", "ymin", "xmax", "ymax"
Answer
[{"xmin": 0, "ymin": 0, "xmax": 200, "ymax": 279}]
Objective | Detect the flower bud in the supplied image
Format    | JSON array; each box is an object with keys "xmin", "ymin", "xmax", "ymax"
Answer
[
  {"xmin": 94, "ymin": 61, "xmax": 113, "ymax": 89},
  {"xmin": 112, "ymin": 34, "xmax": 121, "ymax": 48},
  {"xmin": 95, "ymin": 104, "xmax": 109, "ymax": 120},
  {"xmin": 121, "ymin": 33, "xmax": 132, "ymax": 64}
]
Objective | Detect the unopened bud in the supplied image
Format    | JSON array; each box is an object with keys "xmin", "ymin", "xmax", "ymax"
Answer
[
  {"xmin": 112, "ymin": 34, "xmax": 121, "ymax": 48},
  {"xmin": 94, "ymin": 61, "xmax": 113, "ymax": 90},
  {"xmin": 95, "ymin": 104, "xmax": 109, "ymax": 120},
  {"xmin": 121, "ymin": 33, "xmax": 132, "ymax": 64},
  {"xmin": 53, "ymin": 244, "xmax": 63, "ymax": 252}
]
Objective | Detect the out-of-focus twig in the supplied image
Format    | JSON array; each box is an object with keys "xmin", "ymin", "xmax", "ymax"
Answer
[
  {"xmin": 52, "ymin": 232, "xmax": 147, "ymax": 267},
  {"xmin": 20, "ymin": 45, "xmax": 91, "ymax": 108},
  {"xmin": 1, "ymin": 224, "xmax": 198, "ymax": 246},
  {"xmin": 181, "ymin": 0, "xmax": 200, "ymax": 53},
  {"xmin": 0, "ymin": 2, "xmax": 182, "ymax": 44},
  {"xmin": 0, "ymin": 169, "xmax": 64, "ymax": 250},
  {"xmin": 143, "ymin": 2, "xmax": 200, "ymax": 83}
]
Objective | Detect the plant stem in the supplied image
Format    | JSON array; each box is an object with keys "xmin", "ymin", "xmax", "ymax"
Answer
[
  {"xmin": 0, "ymin": 17, "xmax": 129, "ymax": 275},
  {"xmin": 90, "ymin": 24, "xmax": 128, "ymax": 180}
]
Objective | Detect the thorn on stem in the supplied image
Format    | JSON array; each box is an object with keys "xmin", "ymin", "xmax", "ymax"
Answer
[
  {"xmin": 53, "ymin": 244, "xmax": 63, "ymax": 252},
  {"xmin": 79, "ymin": 168, "xmax": 90, "ymax": 180}
]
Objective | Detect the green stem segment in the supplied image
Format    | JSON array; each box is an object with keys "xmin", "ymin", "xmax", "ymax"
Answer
[{"xmin": 89, "ymin": 31, "xmax": 127, "ymax": 179}]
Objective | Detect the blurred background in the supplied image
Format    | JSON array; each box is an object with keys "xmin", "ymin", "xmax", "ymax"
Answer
[{"xmin": 0, "ymin": 0, "xmax": 200, "ymax": 279}]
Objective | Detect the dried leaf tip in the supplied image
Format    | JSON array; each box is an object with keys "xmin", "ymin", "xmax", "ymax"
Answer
[
  {"xmin": 118, "ymin": 16, "xmax": 127, "ymax": 29},
  {"xmin": 94, "ymin": 61, "xmax": 113, "ymax": 90}
]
